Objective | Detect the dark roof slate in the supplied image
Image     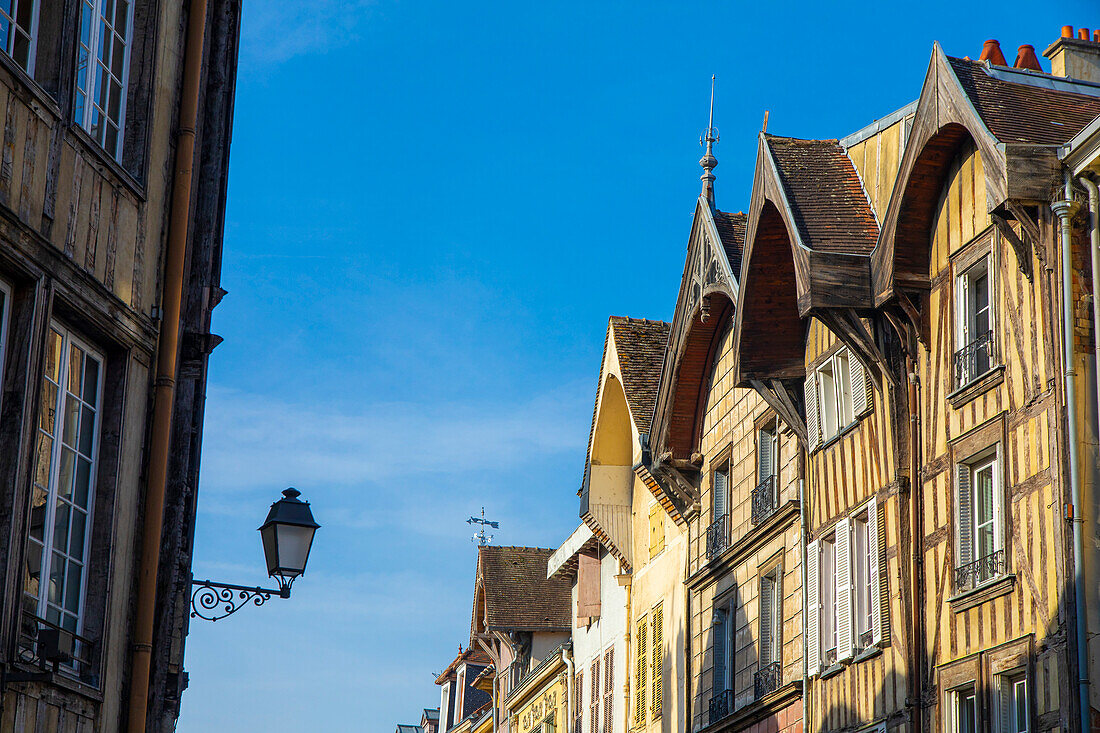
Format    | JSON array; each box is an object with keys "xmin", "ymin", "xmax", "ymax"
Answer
[
  {"xmin": 948, "ymin": 57, "xmax": 1100, "ymax": 145},
  {"xmin": 478, "ymin": 546, "xmax": 570, "ymax": 632},
  {"xmin": 609, "ymin": 317, "xmax": 670, "ymax": 428},
  {"xmin": 766, "ymin": 136, "xmax": 879, "ymax": 255},
  {"xmin": 713, "ymin": 211, "xmax": 747, "ymax": 280}
]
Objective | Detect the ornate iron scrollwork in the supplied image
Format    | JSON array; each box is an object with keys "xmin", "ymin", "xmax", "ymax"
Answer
[
  {"xmin": 751, "ymin": 475, "xmax": 778, "ymax": 526},
  {"xmin": 709, "ymin": 688, "xmax": 734, "ymax": 724},
  {"xmin": 754, "ymin": 661, "xmax": 781, "ymax": 700},
  {"xmin": 190, "ymin": 579, "xmax": 290, "ymax": 622},
  {"xmin": 705, "ymin": 514, "xmax": 729, "ymax": 560}
]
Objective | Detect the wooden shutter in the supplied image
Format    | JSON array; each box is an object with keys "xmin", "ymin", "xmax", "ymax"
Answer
[
  {"xmin": 806, "ymin": 540, "xmax": 821, "ymax": 677},
  {"xmin": 712, "ymin": 609, "xmax": 727, "ymax": 694},
  {"xmin": 757, "ymin": 428, "xmax": 774, "ymax": 480},
  {"xmin": 652, "ymin": 604, "xmax": 663, "ymax": 717},
  {"xmin": 866, "ymin": 497, "xmax": 885, "ymax": 647},
  {"xmin": 835, "ymin": 518, "xmax": 854, "ymax": 662},
  {"xmin": 805, "ymin": 373, "xmax": 821, "ymax": 451},
  {"xmin": 998, "ymin": 675, "xmax": 1012, "ymax": 733},
  {"xmin": 713, "ymin": 469, "xmax": 728, "ymax": 519},
  {"xmin": 603, "ymin": 648, "xmax": 613, "ymax": 733},
  {"xmin": 578, "ymin": 552, "xmax": 601, "ymax": 619},
  {"xmin": 649, "ymin": 504, "xmax": 665, "ymax": 559},
  {"xmin": 590, "ymin": 659, "xmax": 599, "ymax": 733},
  {"xmin": 574, "ymin": 671, "xmax": 583, "ymax": 733},
  {"xmin": 875, "ymin": 498, "xmax": 891, "ymax": 645},
  {"xmin": 636, "ymin": 617, "xmax": 647, "ymax": 723},
  {"xmin": 957, "ymin": 463, "xmax": 973, "ymax": 573},
  {"xmin": 849, "ymin": 354, "xmax": 873, "ymax": 416},
  {"xmin": 760, "ymin": 574, "xmax": 775, "ymax": 666}
]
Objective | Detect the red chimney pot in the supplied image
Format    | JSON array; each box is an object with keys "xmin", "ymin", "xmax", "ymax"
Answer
[
  {"xmin": 1094, "ymin": 30, "xmax": 1100, "ymax": 42},
  {"xmin": 979, "ymin": 39, "xmax": 1007, "ymax": 65},
  {"xmin": 1079, "ymin": 28, "xmax": 1091, "ymax": 41},
  {"xmin": 1014, "ymin": 44, "xmax": 1043, "ymax": 71},
  {"xmin": 1062, "ymin": 25, "xmax": 1074, "ymax": 38}
]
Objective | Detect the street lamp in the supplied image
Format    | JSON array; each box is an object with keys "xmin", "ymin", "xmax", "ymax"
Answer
[{"xmin": 191, "ymin": 488, "xmax": 320, "ymax": 622}]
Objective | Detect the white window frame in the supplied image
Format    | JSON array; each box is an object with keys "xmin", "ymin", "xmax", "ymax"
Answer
[
  {"xmin": 25, "ymin": 323, "xmax": 104, "ymax": 663},
  {"xmin": 955, "ymin": 448, "xmax": 1006, "ymax": 590},
  {"xmin": 955, "ymin": 254, "xmax": 996, "ymax": 386},
  {"xmin": 820, "ymin": 534, "xmax": 837, "ymax": 666},
  {"xmin": 853, "ymin": 511, "xmax": 873, "ymax": 649},
  {"xmin": 997, "ymin": 672, "xmax": 1028, "ymax": 733},
  {"xmin": 75, "ymin": 0, "xmax": 134, "ymax": 161},
  {"xmin": 806, "ymin": 347, "xmax": 871, "ymax": 450},
  {"xmin": 0, "ymin": 0, "xmax": 38, "ymax": 73},
  {"xmin": 949, "ymin": 684, "xmax": 978, "ymax": 733}
]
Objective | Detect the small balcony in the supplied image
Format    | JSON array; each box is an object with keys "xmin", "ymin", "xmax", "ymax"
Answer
[
  {"xmin": 954, "ymin": 548, "xmax": 1006, "ymax": 591},
  {"xmin": 750, "ymin": 475, "xmax": 777, "ymax": 526},
  {"xmin": 705, "ymin": 514, "xmax": 729, "ymax": 560},
  {"xmin": 754, "ymin": 661, "xmax": 781, "ymax": 700},
  {"xmin": 16, "ymin": 612, "xmax": 97, "ymax": 685},
  {"xmin": 954, "ymin": 330, "xmax": 994, "ymax": 387},
  {"xmin": 709, "ymin": 687, "xmax": 734, "ymax": 725}
]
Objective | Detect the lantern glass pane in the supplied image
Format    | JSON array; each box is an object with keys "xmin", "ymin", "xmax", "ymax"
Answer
[
  {"xmin": 275, "ymin": 523, "xmax": 314, "ymax": 576},
  {"xmin": 260, "ymin": 523, "xmax": 279, "ymax": 576}
]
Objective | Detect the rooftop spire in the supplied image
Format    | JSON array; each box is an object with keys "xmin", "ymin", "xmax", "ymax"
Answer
[{"xmin": 699, "ymin": 74, "xmax": 719, "ymax": 207}]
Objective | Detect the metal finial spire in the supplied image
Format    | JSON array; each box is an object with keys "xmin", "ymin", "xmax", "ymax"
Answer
[
  {"xmin": 699, "ymin": 75, "xmax": 719, "ymax": 207},
  {"xmin": 467, "ymin": 507, "xmax": 499, "ymax": 546}
]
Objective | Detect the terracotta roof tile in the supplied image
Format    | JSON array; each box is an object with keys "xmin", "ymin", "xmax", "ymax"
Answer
[
  {"xmin": 477, "ymin": 546, "xmax": 570, "ymax": 632},
  {"xmin": 713, "ymin": 211, "xmax": 747, "ymax": 279},
  {"xmin": 766, "ymin": 136, "xmax": 879, "ymax": 255},
  {"xmin": 609, "ymin": 317, "xmax": 670, "ymax": 428},
  {"xmin": 948, "ymin": 57, "xmax": 1100, "ymax": 145}
]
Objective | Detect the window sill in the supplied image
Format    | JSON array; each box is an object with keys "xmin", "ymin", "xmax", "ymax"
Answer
[
  {"xmin": 947, "ymin": 365, "xmax": 1005, "ymax": 408},
  {"xmin": 3, "ymin": 662, "xmax": 103, "ymax": 702},
  {"xmin": 949, "ymin": 573, "xmax": 1015, "ymax": 612},
  {"xmin": 0, "ymin": 52, "xmax": 62, "ymax": 123},
  {"xmin": 812, "ymin": 418, "xmax": 862, "ymax": 455},
  {"xmin": 68, "ymin": 123, "xmax": 147, "ymax": 201},
  {"xmin": 819, "ymin": 663, "xmax": 844, "ymax": 680},
  {"xmin": 854, "ymin": 646, "xmax": 883, "ymax": 663}
]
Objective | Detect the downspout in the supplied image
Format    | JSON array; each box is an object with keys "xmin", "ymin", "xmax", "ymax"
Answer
[
  {"xmin": 1054, "ymin": 172, "xmax": 1090, "ymax": 733},
  {"xmin": 798, "ymin": 471, "xmax": 809, "ymax": 733},
  {"xmin": 1084, "ymin": 174, "xmax": 1100, "ymax": 458},
  {"xmin": 562, "ymin": 644, "xmax": 574, "ymax": 732},
  {"xmin": 907, "ymin": 355, "xmax": 923, "ymax": 733},
  {"xmin": 623, "ymin": 567, "xmax": 632, "ymax": 733},
  {"xmin": 126, "ymin": 0, "xmax": 208, "ymax": 731}
]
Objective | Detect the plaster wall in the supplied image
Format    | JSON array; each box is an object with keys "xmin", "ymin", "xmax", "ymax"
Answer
[{"xmin": 572, "ymin": 547, "xmax": 627, "ymax": 733}]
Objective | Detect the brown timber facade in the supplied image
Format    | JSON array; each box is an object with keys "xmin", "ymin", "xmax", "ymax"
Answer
[{"xmin": 0, "ymin": 0, "xmax": 241, "ymax": 730}]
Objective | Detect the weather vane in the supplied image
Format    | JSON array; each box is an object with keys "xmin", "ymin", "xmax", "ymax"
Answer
[{"xmin": 467, "ymin": 507, "xmax": 499, "ymax": 546}]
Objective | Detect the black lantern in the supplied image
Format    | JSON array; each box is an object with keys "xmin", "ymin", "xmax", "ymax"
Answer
[{"xmin": 259, "ymin": 488, "xmax": 320, "ymax": 587}]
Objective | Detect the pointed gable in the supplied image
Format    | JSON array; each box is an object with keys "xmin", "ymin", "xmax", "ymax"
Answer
[{"xmin": 471, "ymin": 546, "xmax": 570, "ymax": 636}]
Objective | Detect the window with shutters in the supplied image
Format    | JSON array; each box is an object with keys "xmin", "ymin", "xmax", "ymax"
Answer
[
  {"xmin": 949, "ymin": 685, "xmax": 978, "ymax": 733},
  {"xmin": 590, "ymin": 658, "xmax": 600, "ymax": 733},
  {"xmin": 751, "ymin": 423, "xmax": 779, "ymax": 526},
  {"xmin": 996, "ymin": 672, "xmax": 1028, "ymax": 733},
  {"xmin": 649, "ymin": 503, "xmax": 665, "ymax": 559},
  {"xmin": 1, "ymin": 0, "xmax": 37, "ymax": 72},
  {"xmin": 603, "ymin": 647, "xmax": 613, "ymax": 733},
  {"xmin": 651, "ymin": 602, "xmax": 662, "ymax": 718},
  {"xmin": 820, "ymin": 535, "xmax": 837, "ymax": 666},
  {"xmin": 635, "ymin": 615, "xmax": 647, "ymax": 724},
  {"xmin": 755, "ymin": 568, "xmax": 781, "ymax": 699},
  {"xmin": 954, "ymin": 451, "xmax": 1005, "ymax": 591},
  {"xmin": 853, "ymin": 512, "xmax": 873, "ymax": 649},
  {"xmin": 955, "ymin": 254, "xmax": 996, "ymax": 388},
  {"xmin": 574, "ymin": 671, "xmax": 583, "ymax": 733},
  {"xmin": 805, "ymin": 347, "xmax": 872, "ymax": 451},
  {"xmin": 707, "ymin": 460, "xmax": 730, "ymax": 559}
]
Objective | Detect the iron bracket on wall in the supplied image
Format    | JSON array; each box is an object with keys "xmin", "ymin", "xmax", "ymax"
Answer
[{"xmin": 190, "ymin": 578, "xmax": 292, "ymax": 622}]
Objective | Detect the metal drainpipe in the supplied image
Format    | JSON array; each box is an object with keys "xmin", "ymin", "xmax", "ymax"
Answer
[
  {"xmin": 798, "ymin": 473, "xmax": 810, "ymax": 733},
  {"xmin": 1053, "ymin": 172, "xmax": 1090, "ymax": 733},
  {"xmin": 126, "ymin": 0, "xmax": 208, "ymax": 730},
  {"xmin": 907, "ymin": 355, "xmax": 923, "ymax": 733},
  {"xmin": 623, "ymin": 567, "xmax": 632, "ymax": 733},
  {"xmin": 562, "ymin": 645, "xmax": 574, "ymax": 731}
]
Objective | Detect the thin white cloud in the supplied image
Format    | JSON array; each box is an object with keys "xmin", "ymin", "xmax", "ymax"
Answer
[
  {"xmin": 199, "ymin": 381, "xmax": 589, "ymax": 492},
  {"xmin": 240, "ymin": 0, "xmax": 376, "ymax": 67}
]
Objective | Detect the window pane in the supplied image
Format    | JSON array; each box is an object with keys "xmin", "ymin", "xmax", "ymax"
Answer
[
  {"xmin": 82, "ymin": 356, "xmax": 99, "ymax": 406},
  {"xmin": 63, "ymin": 394, "xmax": 80, "ymax": 447},
  {"xmin": 74, "ymin": 457, "xmax": 91, "ymax": 509},
  {"xmin": 28, "ymin": 486, "xmax": 46, "ymax": 541},
  {"xmin": 64, "ymin": 561, "xmax": 82, "ymax": 614},
  {"xmin": 79, "ymin": 405, "xmax": 95, "ymax": 455},
  {"xmin": 69, "ymin": 509, "xmax": 86, "ymax": 558},
  {"xmin": 48, "ymin": 551, "xmax": 64, "ymax": 604},
  {"xmin": 57, "ymin": 446, "xmax": 75, "ymax": 500},
  {"xmin": 23, "ymin": 539, "xmax": 41, "ymax": 595},
  {"xmin": 52, "ymin": 499, "xmax": 70, "ymax": 553}
]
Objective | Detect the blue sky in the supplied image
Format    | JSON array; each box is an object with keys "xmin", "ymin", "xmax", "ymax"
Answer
[{"xmin": 176, "ymin": 2, "xmax": 1091, "ymax": 729}]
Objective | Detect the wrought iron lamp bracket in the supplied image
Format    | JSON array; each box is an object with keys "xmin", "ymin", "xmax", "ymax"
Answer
[{"xmin": 190, "ymin": 577, "xmax": 293, "ymax": 622}]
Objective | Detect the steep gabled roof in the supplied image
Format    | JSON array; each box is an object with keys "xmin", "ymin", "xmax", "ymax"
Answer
[
  {"xmin": 712, "ymin": 210, "xmax": 747, "ymax": 279},
  {"xmin": 609, "ymin": 317, "xmax": 670, "ymax": 429},
  {"xmin": 948, "ymin": 57, "xmax": 1100, "ymax": 145},
  {"xmin": 473, "ymin": 546, "xmax": 570, "ymax": 634},
  {"xmin": 766, "ymin": 136, "xmax": 879, "ymax": 255}
]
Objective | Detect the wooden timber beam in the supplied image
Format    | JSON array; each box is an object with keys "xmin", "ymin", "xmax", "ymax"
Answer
[
  {"xmin": 815, "ymin": 309, "xmax": 897, "ymax": 389},
  {"xmin": 991, "ymin": 211, "xmax": 1034, "ymax": 281},
  {"xmin": 749, "ymin": 378, "xmax": 808, "ymax": 447}
]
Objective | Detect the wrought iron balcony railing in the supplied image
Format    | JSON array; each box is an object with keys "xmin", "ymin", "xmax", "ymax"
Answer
[
  {"xmin": 16, "ymin": 612, "xmax": 97, "ymax": 685},
  {"xmin": 754, "ymin": 661, "xmax": 781, "ymax": 700},
  {"xmin": 709, "ymin": 688, "xmax": 734, "ymax": 725},
  {"xmin": 954, "ymin": 330, "xmax": 995, "ymax": 387},
  {"xmin": 706, "ymin": 513, "xmax": 729, "ymax": 560},
  {"xmin": 955, "ymin": 548, "xmax": 1006, "ymax": 591},
  {"xmin": 750, "ymin": 475, "xmax": 778, "ymax": 526}
]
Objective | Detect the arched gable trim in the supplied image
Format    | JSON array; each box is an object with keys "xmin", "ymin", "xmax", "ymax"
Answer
[{"xmin": 873, "ymin": 43, "xmax": 1007, "ymax": 307}]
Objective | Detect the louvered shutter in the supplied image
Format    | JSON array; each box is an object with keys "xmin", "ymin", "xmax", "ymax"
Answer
[
  {"xmin": 578, "ymin": 553, "xmax": 601, "ymax": 619},
  {"xmin": 849, "ymin": 354, "xmax": 873, "ymax": 416},
  {"xmin": 652, "ymin": 604, "xmax": 663, "ymax": 717},
  {"xmin": 866, "ymin": 497, "xmax": 884, "ymax": 647},
  {"xmin": 835, "ymin": 518, "xmax": 854, "ymax": 662},
  {"xmin": 575, "ymin": 672, "xmax": 583, "ymax": 733},
  {"xmin": 636, "ymin": 618, "xmax": 647, "ymax": 723},
  {"xmin": 590, "ymin": 660, "xmax": 599, "ymax": 733},
  {"xmin": 998, "ymin": 676, "xmax": 1012, "ymax": 733},
  {"xmin": 806, "ymin": 540, "xmax": 821, "ymax": 677},
  {"xmin": 603, "ymin": 648, "xmax": 613, "ymax": 733},
  {"xmin": 757, "ymin": 428, "xmax": 774, "ymax": 480},
  {"xmin": 712, "ymin": 609, "xmax": 727, "ymax": 694},
  {"xmin": 957, "ymin": 463, "xmax": 973, "ymax": 576},
  {"xmin": 713, "ymin": 469, "xmax": 728, "ymax": 520},
  {"xmin": 760, "ymin": 575, "xmax": 775, "ymax": 666},
  {"xmin": 994, "ymin": 445, "xmax": 1005, "ymax": 555},
  {"xmin": 805, "ymin": 373, "xmax": 821, "ymax": 451},
  {"xmin": 875, "ymin": 499, "xmax": 891, "ymax": 645}
]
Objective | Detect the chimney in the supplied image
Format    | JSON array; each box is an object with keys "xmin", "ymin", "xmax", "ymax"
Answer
[
  {"xmin": 1014, "ymin": 44, "xmax": 1043, "ymax": 71},
  {"xmin": 1044, "ymin": 25, "xmax": 1100, "ymax": 82},
  {"xmin": 979, "ymin": 39, "xmax": 1007, "ymax": 65}
]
